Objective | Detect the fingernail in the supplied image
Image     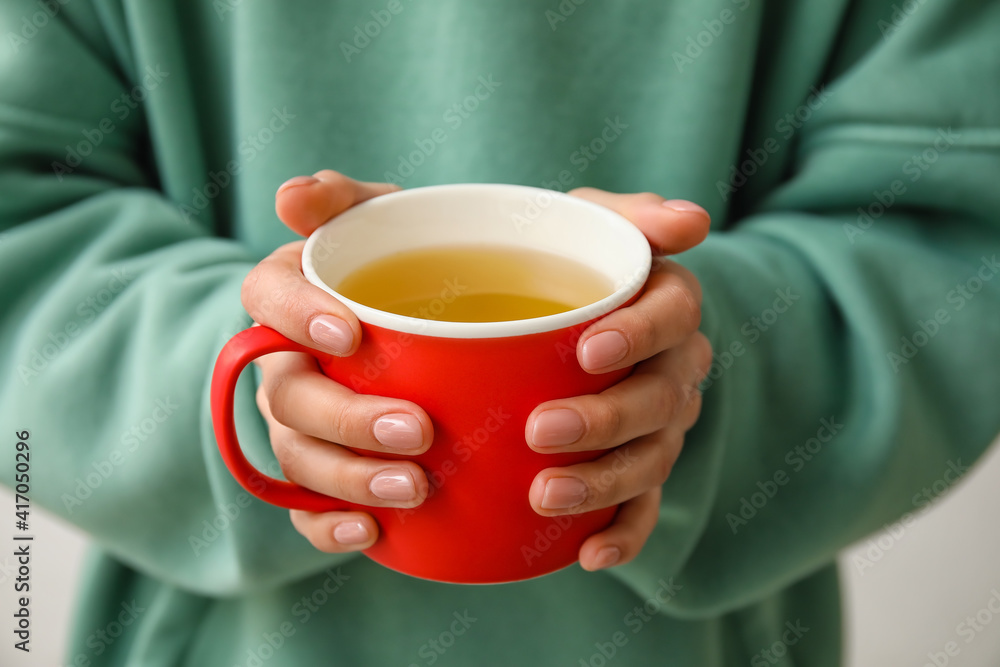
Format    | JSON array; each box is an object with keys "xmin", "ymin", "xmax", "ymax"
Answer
[
  {"xmin": 581, "ymin": 331, "xmax": 628, "ymax": 370},
  {"xmin": 531, "ymin": 409, "xmax": 584, "ymax": 448},
  {"xmin": 592, "ymin": 546, "xmax": 621, "ymax": 570},
  {"xmin": 662, "ymin": 199, "xmax": 708, "ymax": 216},
  {"xmin": 333, "ymin": 520, "xmax": 370, "ymax": 545},
  {"xmin": 309, "ymin": 315, "xmax": 354, "ymax": 355},
  {"xmin": 277, "ymin": 175, "xmax": 319, "ymax": 195},
  {"xmin": 370, "ymin": 469, "xmax": 417, "ymax": 501},
  {"xmin": 541, "ymin": 477, "xmax": 588, "ymax": 510},
  {"xmin": 374, "ymin": 413, "xmax": 424, "ymax": 450}
]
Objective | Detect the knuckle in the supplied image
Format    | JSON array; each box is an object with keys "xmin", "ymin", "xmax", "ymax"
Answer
[
  {"xmin": 628, "ymin": 305, "xmax": 660, "ymax": 355},
  {"xmin": 315, "ymin": 169, "xmax": 349, "ymax": 188},
  {"xmin": 298, "ymin": 522, "xmax": 335, "ymax": 553},
  {"xmin": 255, "ymin": 384, "xmax": 269, "ymax": 415},
  {"xmin": 591, "ymin": 395, "xmax": 623, "ymax": 444},
  {"xmin": 671, "ymin": 283, "xmax": 702, "ymax": 333},
  {"xmin": 288, "ymin": 510, "xmax": 308, "ymax": 536},
  {"xmin": 317, "ymin": 171, "xmax": 355, "ymax": 207},
  {"xmin": 326, "ymin": 394, "xmax": 360, "ymax": 444},
  {"xmin": 670, "ymin": 263, "xmax": 702, "ymax": 300},
  {"xmin": 588, "ymin": 466, "xmax": 617, "ymax": 506},
  {"xmin": 264, "ymin": 372, "xmax": 293, "ymax": 425},
  {"xmin": 635, "ymin": 191, "xmax": 664, "ymax": 207},
  {"xmin": 305, "ymin": 533, "xmax": 334, "ymax": 553},
  {"xmin": 683, "ymin": 392, "xmax": 704, "ymax": 429},
  {"xmin": 690, "ymin": 389, "xmax": 703, "ymax": 413},
  {"xmin": 275, "ymin": 288, "xmax": 312, "ymax": 331},
  {"xmin": 243, "ymin": 243, "xmax": 312, "ymax": 327},
  {"xmin": 653, "ymin": 445, "xmax": 674, "ymax": 486},
  {"xmin": 273, "ymin": 436, "xmax": 303, "ymax": 481},
  {"xmin": 658, "ymin": 376, "xmax": 682, "ymax": 421},
  {"xmin": 604, "ymin": 460, "xmax": 624, "ymax": 501},
  {"xmin": 688, "ymin": 278, "xmax": 704, "ymax": 306},
  {"xmin": 327, "ymin": 401, "xmax": 351, "ymax": 444},
  {"xmin": 343, "ymin": 466, "xmax": 378, "ymax": 504},
  {"xmin": 692, "ymin": 331, "xmax": 713, "ymax": 375},
  {"xmin": 240, "ymin": 263, "xmax": 265, "ymax": 316}
]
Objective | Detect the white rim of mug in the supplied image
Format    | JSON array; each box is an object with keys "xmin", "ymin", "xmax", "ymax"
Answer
[{"xmin": 301, "ymin": 183, "xmax": 652, "ymax": 340}]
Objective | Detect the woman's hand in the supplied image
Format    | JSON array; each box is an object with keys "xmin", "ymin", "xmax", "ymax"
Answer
[
  {"xmin": 248, "ymin": 173, "xmax": 712, "ymax": 570},
  {"xmin": 245, "ymin": 171, "xmax": 433, "ymax": 553},
  {"xmin": 526, "ymin": 189, "xmax": 713, "ymax": 571}
]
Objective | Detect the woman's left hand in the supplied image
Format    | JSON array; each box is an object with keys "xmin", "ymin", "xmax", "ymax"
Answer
[{"xmin": 526, "ymin": 188, "xmax": 713, "ymax": 571}]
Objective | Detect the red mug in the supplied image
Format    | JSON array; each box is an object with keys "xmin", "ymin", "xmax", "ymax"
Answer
[{"xmin": 211, "ymin": 184, "xmax": 651, "ymax": 583}]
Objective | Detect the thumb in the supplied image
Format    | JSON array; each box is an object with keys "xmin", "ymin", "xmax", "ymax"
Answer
[{"xmin": 569, "ymin": 188, "xmax": 710, "ymax": 255}]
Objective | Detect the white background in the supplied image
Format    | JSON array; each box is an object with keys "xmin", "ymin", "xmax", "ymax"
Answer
[{"xmin": 3, "ymin": 437, "xmax": 999, "ymax": 667}]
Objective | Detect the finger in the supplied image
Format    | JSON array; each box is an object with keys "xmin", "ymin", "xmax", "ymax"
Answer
[
  {"xmin": 256, "ymin": 354, "xmax": 430, "ymax": 505},
  {"xmin": 254, "ymin": 354, "xmax": 311, "ymax": 419},
  {"xmin": 242, "ymin": 240, "xmax": 362, "ymax": 356},
  {"xmin": 576, "ymin": 263, "xmax": 706, "ymax": 373},
  {"xmin": 268, "ymin": 418, "xmax": 429, "ymax": 508},
  {"xmin": 526, "ymin": 338, "xmax": 708, "ymax": 452},
  {"xmin": 275, "ymin": 170, "xmax": 401, "ymax": 236},
  {"xmin": 289, "ymin": 510, "xmax": 380, "ymax": 553},
  {"xmin": 676, "ymin": 384, "xmax": 703, "ymax": 433},
  {"xmin": 528, "ymin": 428, "xmax": 683, "ymax": 516},
  {"xmin": 668, "ymin": 332, "xmax": 710, "ymax": 434},
  {"xmin": 258, "ymin": 352, "xmax": 433, "ymax": 454},
  {"xmin": 578, "ymin": 486, "xmax": 661, "ymax": 571},
  {"xmin": 568, "ymin": 188, "xmax": 710, "ymax": 255}
]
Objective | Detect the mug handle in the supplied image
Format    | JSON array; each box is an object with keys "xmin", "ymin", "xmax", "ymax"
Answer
[{"xmin": 211, "ymin": 326, "xmax": 349, "ymax": 513}]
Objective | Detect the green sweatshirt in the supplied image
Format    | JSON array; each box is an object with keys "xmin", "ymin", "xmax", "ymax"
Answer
[{"xmin": 2, "ymin": 0, "xmax": 999, "ymax": 665}]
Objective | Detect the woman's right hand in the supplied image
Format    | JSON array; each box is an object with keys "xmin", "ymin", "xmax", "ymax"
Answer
[{"xmin": 243, "ymin": 170, "xmax": 432, "ymax": 553}]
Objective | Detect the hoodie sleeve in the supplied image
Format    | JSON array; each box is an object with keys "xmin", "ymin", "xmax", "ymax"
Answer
[
  {"xmin": 612, "ymin": 0, "xmax": 1000, "ymax": 614},
  {"xmin": 0, "ymin": 0, "xmax": 347, "ymax": 596}
]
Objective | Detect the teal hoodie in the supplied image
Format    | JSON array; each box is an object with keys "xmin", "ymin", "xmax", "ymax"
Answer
[{"xmin": 1, "ymin": 0, "xmax": 999, "ymax": 665}]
